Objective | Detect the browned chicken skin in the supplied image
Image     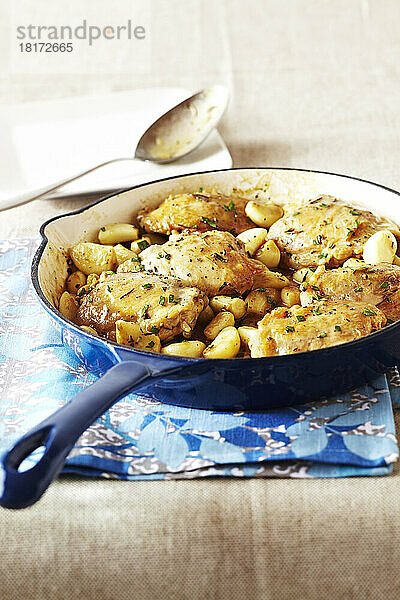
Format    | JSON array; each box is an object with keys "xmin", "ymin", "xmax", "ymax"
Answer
[
  {"xmin": 76, "ymin": 271, "xmax": 208, "ymax": 341},
  {"xmin": 268, "ymin": 195, "xmax": 399, "ymax": 269},
  {"xmin": 137, "ymin": 193, "xmax": 254, "ymax": 236},
  {"xmin": 139, "ymin": 229, "xmax": 256, "ymax": 296},
  {"xmin": 300, "ymin": 263, "xmax": 400, "ymax": 322},
  {"xmin": 249, "ymin": 300, "xmax": 387, "ymax": 357}
]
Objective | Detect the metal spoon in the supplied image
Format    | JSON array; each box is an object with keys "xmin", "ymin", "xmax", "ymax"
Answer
[{"xmin": 0, "ymin": 85, "xmax": 229, "ymax": 212}]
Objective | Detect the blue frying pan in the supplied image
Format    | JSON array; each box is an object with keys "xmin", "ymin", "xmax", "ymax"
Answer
[{"xmin": 1, "ymin": 168, "xmax": 400, "ymax": 508}]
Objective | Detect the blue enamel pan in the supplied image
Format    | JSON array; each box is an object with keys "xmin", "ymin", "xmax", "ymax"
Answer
[{"xmin": 2, "ymin": 168, "xmax": 400, "ymax": 508}]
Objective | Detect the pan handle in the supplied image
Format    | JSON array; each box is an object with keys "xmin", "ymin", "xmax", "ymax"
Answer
[{"xmin": 0, "ymin": 361, "xmax": 153, "ymax": 509}]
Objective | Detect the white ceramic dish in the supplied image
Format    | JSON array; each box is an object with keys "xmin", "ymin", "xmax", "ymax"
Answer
[{"xmin": 0, "ymin": 88, "xmax": 232, "ymax": 202}]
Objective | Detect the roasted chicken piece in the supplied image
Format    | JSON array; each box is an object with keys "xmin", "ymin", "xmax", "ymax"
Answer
[
  {"xmin": 137, "ymin": 193, "xmax": 254, "ymax": 236},
  {"xmin": 268, "ymin": 196, "xmax": 399, "ymax": 269},
  {"xmin": 139, "ymin": 230, "xmax": 255, "ymax": 296},
  {"xmin": 300, "ymin": 263, "xmax": 400, "ymax": 322},
  {"xmin": 76, "ymin": 271, "xmax": 208, "ymax": 341},
  {"xmin": 249, "ymin": 300, "xmax": 386, "ymax": 357}
]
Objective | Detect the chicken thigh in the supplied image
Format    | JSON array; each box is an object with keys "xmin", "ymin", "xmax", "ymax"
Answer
[
  {"xmin": 138, "ymin": 193, "xmax": 254, "ymax": 236},
  {"xmin": 300, "ymin": 262, "xmax": 400, "ymax": 322},
  {"xmin": 249, "ymin": 300, "xmax": 386, "ymax": 357},
  {"xmin": 76, "ymin": 271, "xmax": 208, "ymax": 340},
  {"xmin": 268, "ymin": 195, "xmax": 398, "ymax": 269},
  {"xmin": 139, "ymin": 229, "xmax": 255, "ymax": 296}
]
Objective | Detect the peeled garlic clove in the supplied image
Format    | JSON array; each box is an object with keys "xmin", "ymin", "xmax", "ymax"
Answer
[
  {"xmin": 98, "ymin": 224, "xmax": 139, "ymax": 245},
  {"xmin": 237, "ymin": 228, "xmax": 268, "ymax": 256},
  {"xmin": 254, "ymin": 240, "xmax": 281, "ymax": 268},
  {"xmin": 363, "ymin": 230, "xmax": 397, "ymax": 265},
  {"xmin": 245, "ymin": 201, "xmax": 283, "ymax": 228}
]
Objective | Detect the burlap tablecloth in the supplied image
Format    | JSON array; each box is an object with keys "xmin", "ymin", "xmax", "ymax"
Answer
[{"xmin": 1, "ymin": 1, "xmax": 400, "ymax": 598}]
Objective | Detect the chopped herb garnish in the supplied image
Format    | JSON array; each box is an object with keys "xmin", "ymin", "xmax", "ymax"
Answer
[
  {"xmin": 296, "ymin": 315, "xmax": 306, "ymax": 322},
  {"xmin": 319, "ymin": 203, "xmax": 328, "ymax": 207},
  {"xmin": 346, "ymin": 220, "xmax": 360, "ymax": 239},
  {"xmin": 100, "ymin": 227, "xmax": 106, "ymax": 231},
  {"xmin": 140, "ymin": 304, "xmax": 150, "ymax": 318},
  {"xmin": 146, "ymin": 340, "xmax": 155, "ymax": 348},
  {"xmin": 311, "ymin": 285, "xmax": 320, "ymax": 291},
  {"xmin": 313, "ymin": 235, "xmax": 323, "ymax": 245},
  {"xmin": 201, "ymin": 216, "xmax": 217, "ymax": 228},
  {"xmin": 350, "ymin": 209, "xmax": 360, "ymax": 215},
  {"xmin": 125, "ymin": 256, "xmax": 144, "ymax": 272},
  {"xmin": 106, "ymin": 284, "xmax": 112, "ymax": 293},
  {"xmin": 138, "ymin": 240, "xmax": 150, "ymax": 251},
  {"xmin": 380, "ymin": 281, "xmax": 389, "ymax": 289},
  {"xmin": 198, "ymin": 187, "xmax": 203, "ymax": 193},
  {"xmin": 286, "ymin": 326, "xmax": 295, "ymax": 332},
  {"xmin": 223, "ymin": 200, "xmax": 236, "ymax": 212},
  {"xmin": 119, "ymin": 287, "xmax": 135, "ymax": 299},
  {"xmin": 313, "ymin": 307, "xmax": 322, "ymax": 315},
  {"xmin": 318, "ymin": 253, "xmax": 328, "ymax": 259},
  {"xmin": 214, "ymin": 253, "xmax": 227, "ymax": 262},
  {"xmin": 159, "ymin": 296, "xmax": 166, "ymax": 306},
  {"xmin": 335, "ymin": 325, "xmax": 341, "ymax": 332},
  {"xmin": 362, "ymin": 308, "xmax": 376, "ymax": 316},
  {"xmin": 318, "ymin": 332, "xmax": 327, "ymax": 338},
  {"xmin": 387, "ymin": 318, "xmax": 395, "ymax": 324},
  {"xmin": 354, "ymin": 287, "xmax": 363, "ymax": 292},
  {"xmin": 150, "ymin": 326, "xmax": 159, "ymax": 334},
  {"xmin": 132, "ymin": 263, "xmax": 145, "ymax": 272},
  {"xmin": 293, "ymin": 211, "xmax": 300, "ymax": 216}
]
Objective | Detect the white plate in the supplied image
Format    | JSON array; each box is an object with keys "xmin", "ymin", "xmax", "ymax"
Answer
[{"xmin": 0, "ymin": 87, "xmax": 232, "ymax": 201}]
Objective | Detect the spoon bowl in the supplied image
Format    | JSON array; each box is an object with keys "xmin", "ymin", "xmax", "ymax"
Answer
[{"xmin": 135, "ymin": 85, "xmax": 229, "ymax": 163}]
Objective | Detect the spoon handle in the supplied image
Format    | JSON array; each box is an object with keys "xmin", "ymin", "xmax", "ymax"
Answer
[{"xmin": 0, "ymin": 158, "xmax": 133, "ymax": 212}]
